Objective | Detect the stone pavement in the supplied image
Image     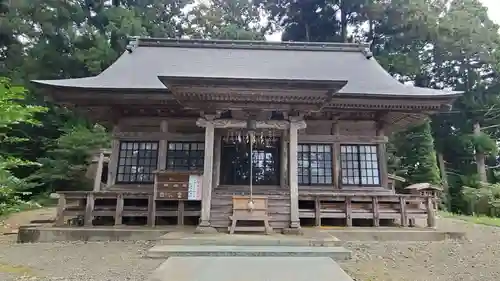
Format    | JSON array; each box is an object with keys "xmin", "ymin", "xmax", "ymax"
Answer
[
  {"xmin": 147, "ymin": 257, "xmax": 353, "ymax": 281},
  {"xmin": 147, "ymin": 245, "xmax": 352, "ymax": 259}
]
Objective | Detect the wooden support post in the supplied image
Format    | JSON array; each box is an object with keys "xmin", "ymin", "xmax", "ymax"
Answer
[
  {"xmin": 213, "ymin": 131, "xmax": 222, "ymax": 188},
  {"xmin": 288, "ymin": 117, "xmax": 306, "ymax": 229},
  {"xmin": 177, "ymin": 200, "xmax": 185, "ymax": 225},
  {"xmin": 148, "ymin": 194, "xmax": 156, "ymax": 227},
  {"xmin": 55, "ymin": 194, "xmax": 66, "ymax": 226},
  {"xmin": 426, "ymin": 197, "xmax": 436, "ymax": 228},
  {"xmin": 196, "ymin": 115, "xmax": 216, "ymax": 231},
  {"xmin": 84, "ymin": 193, "xmax": 95, "ymax": 226},
  {"xmin": 93, "ymin": 151, "xmax": 105, "ymax": 191},
  {"xmin": 107, "ymin": 125, "xmax": 120, "ymax": 187},
  {"xmin": 376, "ymin": 120, "xmax": 389, "ymax": 189},
  {"xmin": 345, "ymin": 197, "xmax": 352, "ymax": 227},
  {"xmin": 399, "ymin": 196, "xmax": 408, "ymax": 227},
  {"xmin": 372, "ymin": 196, "xmax": 380, "ymax": 227},
  {"xmin": 158, "ymin": 120, "xmax": 169, "ymax": 170},
  {"xmin": 332, "ymin": 122, "xmax": 340, "ymax": 189},
  {"xmin": 115, "ymin": 193, "xmax": 124, "ymax": 226},
  {"xmin": 280, "ymin": 130, "xmax": 288, "ymax": 188},
  {"xmin": 315, "ymin": 197, "xmax": 321, "ymax": 227}
]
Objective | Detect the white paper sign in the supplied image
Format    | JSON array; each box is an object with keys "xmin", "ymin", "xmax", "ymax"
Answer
[{"xmin": 188, "ymin": 175, "xmax": 203, "ymax": 200}]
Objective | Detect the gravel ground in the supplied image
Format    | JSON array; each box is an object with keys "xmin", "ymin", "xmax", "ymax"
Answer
[
  {"xmin": 339, "ymin": 218, "xmax": 500, "ymax": 281},
  {"xmin": 0, "ymin": 238, "xmax": 162, "ymax": 281},
  {"xmin": 0, "ymin": 217, "xmax": 498, "ymax": 281}
]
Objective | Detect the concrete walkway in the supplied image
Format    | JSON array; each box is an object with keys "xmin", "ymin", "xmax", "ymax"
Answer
[{"xmin": 147, "ymin": 257, "xmax": 353, "ymax": 281}]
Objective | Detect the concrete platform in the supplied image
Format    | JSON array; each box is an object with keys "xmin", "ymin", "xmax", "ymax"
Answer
[
  {"xmin": 320, "ymin": 228, "xmax": 466, "ymax": 241},
  {"xmin": 147, "ymin": 257, "xmax": 353, "ymax": 281},
  {"xmin": 159, "ymin": 231, "xmax": 340, "ymax": 247},
  {"xmin": 16, "ymin": 226, "xmax": 170, "ymax": 243},
  {"xmin": 146, "ymin": 245, "xmax": 352, "ymax": 260}
]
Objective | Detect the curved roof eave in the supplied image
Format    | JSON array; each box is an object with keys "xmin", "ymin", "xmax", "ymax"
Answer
[{"xmin": 29, "ymin": 38, "xmax": 463, "ymax": 99}]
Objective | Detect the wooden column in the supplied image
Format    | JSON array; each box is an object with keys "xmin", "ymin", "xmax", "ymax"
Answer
[
  {"xmin": 280, "ymin": 130, "xmax": 288, "ymax": 188},
  {"xmin": 93, "ymin": 151, "xmax": 105, "ymax": 191},
  {"xmin": 288, "ymin": 117, "xmax": 306, "ymax": 229},
  {"xmin": 332, "ymin": 121, "xmax": 341, "ymax": 189},
  {"xmin": 55, "ymin": 194, "xmax": 66, "ymax": 226},
  {"xmin": 107, "ymin": 125, "xmax": 120, "ymax": 187},
  {"xmin": 158, "ymin": 120, "xmax": 169, "ymax": 170},
  {"xmin": 213, "ymin": 130, "xmax": 221, "ymax": 188},
  {"xmin": 376, "ymin": 121, "xmax": 389, "ymax": 189},
  {"xmin": 196, "ymin": 115, "xmax": 217, "ymax": 233}
]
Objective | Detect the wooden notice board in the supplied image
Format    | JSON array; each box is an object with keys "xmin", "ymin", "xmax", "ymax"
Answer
[{"xmin": 154, "ymin": 171, "xmax": 202, "ymax": 201}]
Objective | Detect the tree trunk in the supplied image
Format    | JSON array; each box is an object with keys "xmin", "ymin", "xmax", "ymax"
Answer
[
  {"xmin": 436, "ymin": 151, "xmax": 450, "ymax": 210},
  {"xmin": 340, "ymin": 0, "xmax": 348, "ymax": 42},
  {"xmin": 473, "ymin": 122, "xmax": 487, "ymax": 183}
]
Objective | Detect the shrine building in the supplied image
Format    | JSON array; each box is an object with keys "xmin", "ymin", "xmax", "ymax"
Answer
[{"xmin": 32, "ymin": 38, "xmax": 459, "ymax": 233}]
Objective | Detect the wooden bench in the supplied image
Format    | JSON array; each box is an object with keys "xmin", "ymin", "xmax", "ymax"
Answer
[{"xmin": 229, "ymin": 195, "xmax": 273, "ymax": 234}]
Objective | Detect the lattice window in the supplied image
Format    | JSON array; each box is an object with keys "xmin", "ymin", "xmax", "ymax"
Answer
[
  {"xmin": 340, "ymin": 145, "xmax": 380, "ymax": 186},
  {"xmin": 220, "ymin": 139, "xmax": 280, "ymax": 185},
  {"xmin": 298, "ymin": 144, "xmax": 333, "ymax": 185},
  {"xmin": 166, "ymin": 142, "xmax": 204, "ymax": 171},
  {"xmin": 116, "ymin": 141, "xmax": 158, "ymax": 183}
]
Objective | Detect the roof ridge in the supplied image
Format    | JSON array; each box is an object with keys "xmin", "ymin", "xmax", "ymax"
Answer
[{"xmin": 129, "ymin": 37, "xmax": 370, "ymax": 52}]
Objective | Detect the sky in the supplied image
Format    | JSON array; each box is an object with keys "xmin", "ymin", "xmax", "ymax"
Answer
[
  {"xmin": 482, "ymin": 0, "xmax": 500, "ymax": 25},
  {"xmin": 266, "ymin": 0, "xmax": 500, "ymax": 42}
]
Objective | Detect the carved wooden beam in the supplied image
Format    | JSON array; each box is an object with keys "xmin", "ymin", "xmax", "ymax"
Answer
[{"xmin": 196, "ymin": 118, "xmax": 291, "ymax": 129}]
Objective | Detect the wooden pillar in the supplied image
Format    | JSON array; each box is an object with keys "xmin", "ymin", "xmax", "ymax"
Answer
[
  {"xmin": 115, "ymin": 193, "xmax": 124, "ymax": 226},
  {"xmin": 280, "ymin": 130, "xmax": 288, "ymax": 188},
  {"xmin": 288, "ymin": 117, "xmax": 306, "ymax": 229},
  {"xmin": 93, "ymin": 151, "xmax": 105, "ymax": 191},
  {"xmin": 55, "ymin": 194, "xmax": 66, "ymax": 226},
  {"xmin": 107, "ymin": 125, "xmax": 120, "ymax": 187},
  {"xmin": 196, "ymin": 115, "xmax": 217, "ymax": 233},
  {"xmin": 84, "ymin": 193, "xmax": 95, "ymax": 226},
  {"xmin": 157, "ymin": 120, "xmax": 169, "ymax": 170},
  {"xmin": 332, "ymin": 121, "xmax": 341, "ymax": 189},
  {"xmin": 376, "ymin": 121, "xmax": 389, "ymax": 189},
  {"xmin": 426, "ymin": 196, "xmax": 436, "ymax": 228},
  {"xmin": 213, "ymin": 130, "xmax": 221, "ymax": 188}
]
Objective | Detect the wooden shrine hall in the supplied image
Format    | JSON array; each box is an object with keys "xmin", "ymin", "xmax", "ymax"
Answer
[{"xmin": 33, "ymin": 38, "xmax": 460, "ymax": 233}]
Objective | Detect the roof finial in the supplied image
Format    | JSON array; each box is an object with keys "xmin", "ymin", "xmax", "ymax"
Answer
[{"xmin": 126, "ymin": 36, "xmax": 140, "ymax": 53}]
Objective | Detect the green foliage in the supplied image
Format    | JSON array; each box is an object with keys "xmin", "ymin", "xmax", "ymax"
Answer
[
  {"xmin": 470, "ymin": 132, "xmax": 498, "ymax": 155},
  {"xmin": 391, "ymin": 121, "xmax": 441, "ymax": 187},
  {"xmin": 463, "ymin": 182, "xmax": 500, "ymax": 216},
  {"xmin": 27, "ymin": 125, "xmax": 110, "ymax": 192},
  {"xmin": 1, "ymin": 0, "xmax": 500, "ymax": 220},
  {"xmin": 0, "ymin": 78, "xmax": 47, "ymax": 214}
]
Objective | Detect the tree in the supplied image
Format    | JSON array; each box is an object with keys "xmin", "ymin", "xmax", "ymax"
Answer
[{"xmin": 0, "ymin": 78, "xmax": 46, "ymax": 213}]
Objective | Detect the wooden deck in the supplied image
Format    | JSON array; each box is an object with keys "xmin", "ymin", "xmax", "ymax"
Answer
[
  {"xmin": 298, "ymin": 193, "xmax": 436, "ymax": 227},
  {"xmin": 55, "ymin": 190, "xmax": 436, "ymax": 228},
  {"xmin": 55, "ymin": 191, "xmax": 201, "ymax": 227}
]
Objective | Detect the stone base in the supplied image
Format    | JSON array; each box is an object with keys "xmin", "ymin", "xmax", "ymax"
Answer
[
  {"xmin": 194, "ymin": 225, "xmax": 218, "ymax": 234},
  {"xmin": 282, "ymin": 227, "xmax": 304, "ymax": 236}
]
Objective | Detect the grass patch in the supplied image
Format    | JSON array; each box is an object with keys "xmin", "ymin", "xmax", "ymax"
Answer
[
  {"xmin": 0, "ymin": 262, "xmax": 37, "ymax": 277},
  {"xmin": 440, "ymin": 211, "xmax": 500, "ymax": 227}
]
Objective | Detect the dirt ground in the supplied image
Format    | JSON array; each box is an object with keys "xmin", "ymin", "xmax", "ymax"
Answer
[
  {"xmin": 0, "ymin": 208, "xmax": 56, "ymax": 235},
  {"xmin": 339, "ymin": 219, "xmax": 500, "ymax": 281},
  {"xmin": 1, "ymin": 209, "xmax": 499, "ymax": 281}
]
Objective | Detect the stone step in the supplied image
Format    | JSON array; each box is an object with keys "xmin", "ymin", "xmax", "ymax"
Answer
[
  {"xmin": 158, "ymin": 232, "xmax": 341, "ymax": 247},
  {"xmin": 147, "ymin": 257, "xmax": 354, "ymax": 281},
  {"xmin": 146, "ymin": 245, "xmax": 352, "ymax": 260}
]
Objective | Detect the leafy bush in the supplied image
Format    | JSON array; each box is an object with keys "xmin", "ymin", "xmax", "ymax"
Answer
[
  {"xmin": 463, "ymin": 182, "xmax": 500, "ymax": 217},
  {"xmin": 27, "ymin": 124, "xmax": 111, "ymax": 193},
  {"xmin": 0, "ymin": 78, "xmax": 47, "ymax": 214}
]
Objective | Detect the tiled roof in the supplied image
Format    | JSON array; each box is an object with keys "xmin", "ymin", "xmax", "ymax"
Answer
[{"xmin": 32, "ymin": 38, "xmax": 459, "ymax": 97}]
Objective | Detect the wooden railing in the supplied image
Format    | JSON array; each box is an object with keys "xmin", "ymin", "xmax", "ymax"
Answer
[
  {"xmin": 54, "ymin": 191, "xmax": 201, "ymax": 227},
  {"xmin": 298, "ymin": 193, "xmax": 436, "ymax": 227}
]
